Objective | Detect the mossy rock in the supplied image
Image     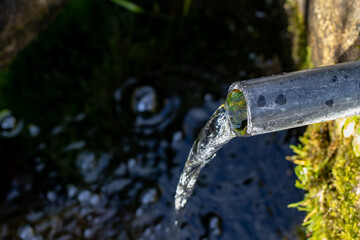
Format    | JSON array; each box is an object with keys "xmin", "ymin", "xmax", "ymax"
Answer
[
  {"xmin": 289, "ymin": 118, "xmax": 360, "ymax": 239},
  {"xmin": 285, "ymin": 0, "xmax": 360, "ymax": 238}
]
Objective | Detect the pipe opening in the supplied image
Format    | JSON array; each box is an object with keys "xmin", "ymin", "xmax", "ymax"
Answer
[{"xmin": 225, "ymin": 88, "xmax": 248, "ymax": 136}]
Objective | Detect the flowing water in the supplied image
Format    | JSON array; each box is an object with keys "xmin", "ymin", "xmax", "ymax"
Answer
[
  {"xmin": 174, "ymin": 104, "xmax": 235, "ymax": 211},
  {"xmin": 175, "ymin": 89, "xmax": 248, "ymax": 212}
]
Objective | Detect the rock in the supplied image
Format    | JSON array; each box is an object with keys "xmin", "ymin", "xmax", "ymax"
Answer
[
  {"xmin": 0, "ymin": 0, "xmax": 69, "ymax": 69},
  {"xmin": 308, "ymin": 0, "xmax": 360, "ymax": 66}
]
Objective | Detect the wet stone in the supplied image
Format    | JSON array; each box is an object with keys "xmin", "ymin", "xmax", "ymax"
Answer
[
  {"xmin": 275, "ymin": 94, "xmax": 286, "ymax": 105},
  {"xmin": 77, "ymin": 190, "xmax": 92, "ymax": 204},
  {"xmin": 332, "ymin": 75, "xmax": 337, "ymax": 82},
  {"xmin": 67, "ymin": 185, "xmax": 78, "ymax": 198},
  {"xmin": 140, "ymin": 188, "xmax": 158, "ymax": 205}
]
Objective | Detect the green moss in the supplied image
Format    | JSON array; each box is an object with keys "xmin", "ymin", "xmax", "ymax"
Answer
[
  {"xmin": 284, "ymin": 0, "xmax": 314, "ymax": 70},
  {"xmin": 288, "ymin": 118, "xmax": 360, "ymax": 239}
]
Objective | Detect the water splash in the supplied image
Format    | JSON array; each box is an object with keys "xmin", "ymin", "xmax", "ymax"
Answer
[{"xmin": 174, "ymin": 104, "xmax": 236, "ymax": 211}]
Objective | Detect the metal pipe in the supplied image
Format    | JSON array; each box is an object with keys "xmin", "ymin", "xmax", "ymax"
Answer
[{"xmin": 226, "ymin": 61, "xmax": 360, "ymax": 136}]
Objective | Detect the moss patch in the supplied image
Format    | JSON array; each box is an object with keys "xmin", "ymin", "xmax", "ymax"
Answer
[
  {"xmin": 284, "ymin": 0, "xmax": 314, "ymax": 70},
  {"xmin": 288, "ymin": 118, "xmax": 360, "ymax": 239}
]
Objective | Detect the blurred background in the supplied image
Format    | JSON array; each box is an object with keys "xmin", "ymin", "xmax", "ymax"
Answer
[{"xmin": 0, "ymin": 0, "xmax": 306, "ymax": 239}]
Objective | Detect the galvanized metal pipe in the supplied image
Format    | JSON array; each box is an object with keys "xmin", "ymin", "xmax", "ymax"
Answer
[{"xmin": 227, "ymin": 61, "xmax": 360, "ymax": 136}]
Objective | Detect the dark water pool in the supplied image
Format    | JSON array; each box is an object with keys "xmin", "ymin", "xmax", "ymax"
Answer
[{"xmin": 0, "ymin": 0, "xmax": 305, "ymax": 239}]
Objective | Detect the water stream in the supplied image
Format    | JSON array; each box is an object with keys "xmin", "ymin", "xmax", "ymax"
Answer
[{"xmin": 174, "ymin": 89, "xmax": 248, "ymax": 212}]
